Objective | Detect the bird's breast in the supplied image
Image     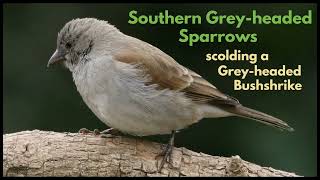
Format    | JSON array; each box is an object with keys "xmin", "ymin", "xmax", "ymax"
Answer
[{"xmin": 72, "ymin": 57, "xmax": 202, "ymax": 136}]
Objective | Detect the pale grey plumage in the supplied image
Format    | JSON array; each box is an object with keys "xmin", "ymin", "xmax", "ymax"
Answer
[{"xmin": 48, "ymin": 18, "xmax": 293, "ymax": 136}]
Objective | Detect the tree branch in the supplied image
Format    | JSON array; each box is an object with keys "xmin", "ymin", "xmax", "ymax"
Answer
[{"xmin": 3, "ymin": 130, "xmax": 299, "ymax": 177}]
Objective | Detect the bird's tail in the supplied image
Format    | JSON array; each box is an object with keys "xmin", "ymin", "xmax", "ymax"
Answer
[{"xmin": 226, "ymin": 105, "xmax": 294, "ymax": 132}]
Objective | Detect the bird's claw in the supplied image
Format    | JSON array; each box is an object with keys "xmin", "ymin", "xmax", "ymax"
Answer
[
  {"xmin": 78, "ymin": 128, "xmax": 102, "ymax": 136},
  {"xmin": 78, "ymin": 128, "xmax": 121, "ymax": 138}
]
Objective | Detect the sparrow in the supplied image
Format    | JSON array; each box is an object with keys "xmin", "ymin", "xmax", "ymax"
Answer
[{"xmin": 47, "ymin": 18, "xmax": 293, "ymax": 171}]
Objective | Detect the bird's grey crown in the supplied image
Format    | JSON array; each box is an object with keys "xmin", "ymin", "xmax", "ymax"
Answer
[
  {"xmin": 57, "ymin": 18, "xmax": 96, "ymax": 46},
  {"xmin": 57, "ymin": 18, "xmax": 119, "ymax": 46}
]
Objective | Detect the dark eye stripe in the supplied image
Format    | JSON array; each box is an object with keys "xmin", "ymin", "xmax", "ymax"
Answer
[{"xmin": 66, "ymin": 42, "xmax": 72, "ymax": 49}]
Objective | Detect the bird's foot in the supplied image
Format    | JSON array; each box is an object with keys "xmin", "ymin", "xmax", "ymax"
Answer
[
  {"xmin": 99, "ymin": 128, "xmax": 122, "ymax": 138},
  {"xmin": 78, "ymin": 128, "xmax": 121, "ymax": 138},
  {"xmin": 155, "ymin": 131, "xmax": 175, "ymax": 172},
  {"xmin": 78, "ymin": 128, "xmax": 100, "ymax": 136}
]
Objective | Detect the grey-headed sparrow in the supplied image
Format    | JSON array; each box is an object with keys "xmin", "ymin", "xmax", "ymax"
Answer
[{"xmin": 47, "ymin": 18, "xmax": 293, "ymax": 172}]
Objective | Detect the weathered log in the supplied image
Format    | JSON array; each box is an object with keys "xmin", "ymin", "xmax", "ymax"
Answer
[{"xmin": 3, "ymin": 130, "xmax": 299, "ymax": 177}]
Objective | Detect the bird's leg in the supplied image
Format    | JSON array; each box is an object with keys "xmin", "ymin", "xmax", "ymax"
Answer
[
  {"xmin": 156, "ymin": 130, "xmax": 176, "ymax": 172},
  {"xmin": 78, "ymin": 128, "xmax": 121, "ymax": 137}
]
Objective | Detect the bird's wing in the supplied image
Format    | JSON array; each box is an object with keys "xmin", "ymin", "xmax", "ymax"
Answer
[{"xmin": 112, "ymin": 38, "xmax": 239, "ymax": 106}]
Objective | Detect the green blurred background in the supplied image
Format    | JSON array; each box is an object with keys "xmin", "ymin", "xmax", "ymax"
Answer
[{"xmin": 3, "ymin": 3, "xmax": 317, "ymax": 176}]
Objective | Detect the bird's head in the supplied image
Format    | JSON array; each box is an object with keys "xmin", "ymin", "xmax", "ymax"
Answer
[{"xmin": 47, "ymin": 18, "xmax": 119, "ymax": 71}]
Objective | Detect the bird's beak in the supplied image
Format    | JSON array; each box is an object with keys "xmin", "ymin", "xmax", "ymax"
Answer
[{"xmin": 47, "ymin": 49, "xmax": 66, "ymax": 68}]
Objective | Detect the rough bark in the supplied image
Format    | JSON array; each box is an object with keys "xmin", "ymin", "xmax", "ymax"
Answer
[{"xmin": 3, "ymin": 130, "xmax": 299, "ymax": 177}]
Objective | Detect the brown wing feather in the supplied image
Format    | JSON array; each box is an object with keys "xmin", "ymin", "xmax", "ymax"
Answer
[{"xmin": 112, "ymin": 36, "xmax": 239, "ymax": 106}]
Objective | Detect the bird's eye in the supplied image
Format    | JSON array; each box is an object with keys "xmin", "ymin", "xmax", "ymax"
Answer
[{"xmin": 66, "ymin": 42, "xmax": 72, "ymax": 49}]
